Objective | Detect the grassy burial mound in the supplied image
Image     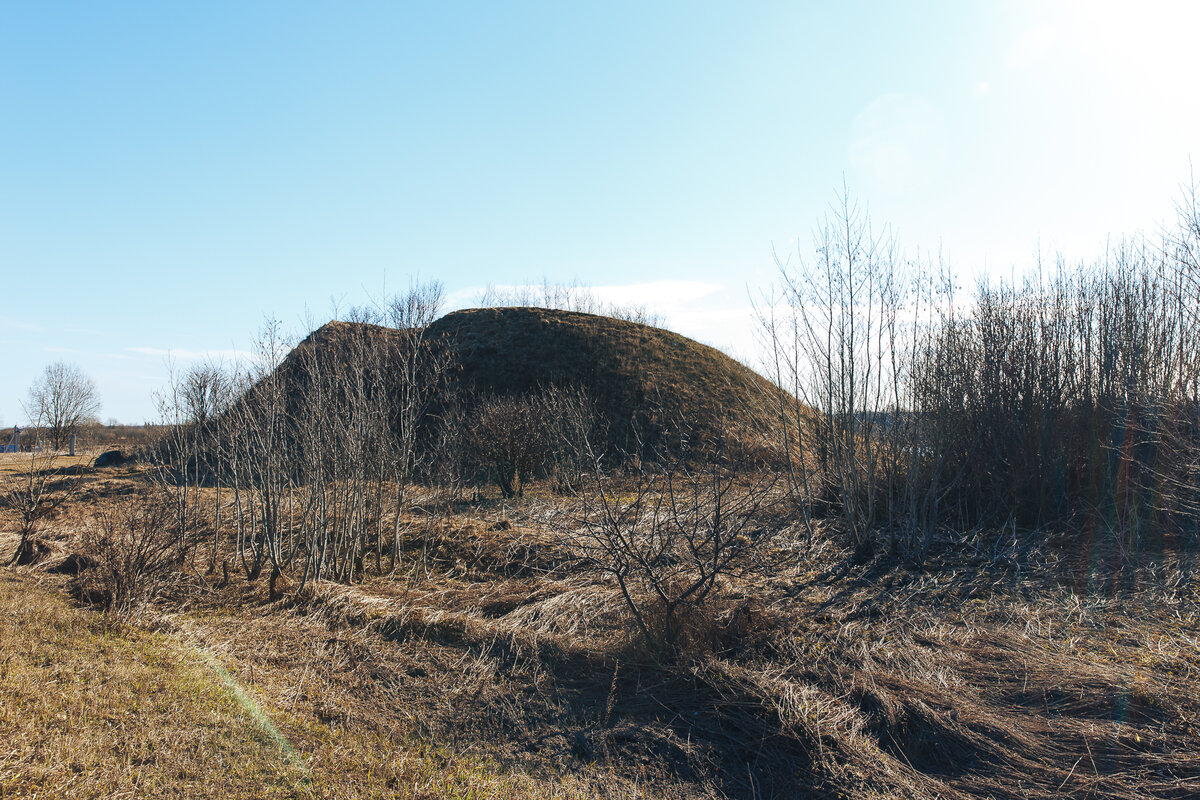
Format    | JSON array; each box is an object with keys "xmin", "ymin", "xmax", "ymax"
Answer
[
  {"xmin": 426, "ymin": 306, "xmax": 780, "ymax": 456},
  {"xmin": 179, "ymin": 307, "xmax": 786, "ymax": 509},
  {"xmin": 255, "ymin": 308, "xmax": 783, "ymax": 464}
]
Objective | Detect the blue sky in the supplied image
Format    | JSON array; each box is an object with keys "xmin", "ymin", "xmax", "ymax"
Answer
[{"xmin": 2, "ymin": 1, "xmax": 1196, "ymax": 424}]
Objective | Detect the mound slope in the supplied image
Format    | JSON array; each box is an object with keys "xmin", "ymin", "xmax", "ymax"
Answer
[
  {"xmin": 269, "ymin": 308, "xmax": 780, "ymax": 459},
  {"xmin": 426, "ymin": 307, "xmax": 778, "ymax": 451}
]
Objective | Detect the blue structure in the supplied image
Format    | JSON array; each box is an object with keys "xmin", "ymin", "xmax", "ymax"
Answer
[{"xmin": 2, "ymin": 426, "xmax": 20, "ymax": 453}]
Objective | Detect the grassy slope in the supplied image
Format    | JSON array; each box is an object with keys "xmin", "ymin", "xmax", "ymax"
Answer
[{"xmin": 429, "ymin": 307, "xmax": 779, "ymax": 444}]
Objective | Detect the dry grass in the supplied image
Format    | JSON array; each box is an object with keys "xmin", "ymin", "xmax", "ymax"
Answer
[
  {"xmin": 0, "ymin": 452, "xmax": 95, "ymax": 477},
  {"xmin": 760, "ymin": 558, "xmax": 1200, "ymax": 799},
  {"xmin": 4, "ymin": 461, "xmax": 1200, "ymax": 798},
  {"xmin": 0, "ymin": 568, "xmax": 657, "ymax": 799},
  {"xmin": 0, "ymin": 571, "xmax": 309, "ymax": 798}
]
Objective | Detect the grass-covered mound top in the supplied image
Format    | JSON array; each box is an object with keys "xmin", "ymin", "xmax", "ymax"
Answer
[
  {"xmin": 237, "ymin": 309, "xmax": 782, "ymax": 468},
  {"xmin": 426, "ymin": 307, "xmax": 779, "ymax": 453}
]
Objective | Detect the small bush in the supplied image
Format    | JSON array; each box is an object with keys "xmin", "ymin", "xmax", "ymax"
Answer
[
  {"xmin": 80, "ymin": 495, "xmax": 178, "ymax": 614},
  {"xmin": 467, "ymin": 394, "xmax": 550, "ymax": 498},
  {"xmin": 561, "ymin": 433, "xmax": 780, "ymax": 657},
  {"xmin": 467, "ymin": 387, "xmax": 596, "ymax": 498}
]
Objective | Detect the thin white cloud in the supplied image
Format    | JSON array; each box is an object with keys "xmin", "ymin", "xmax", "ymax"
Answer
[
  {"xmin": 668, "ymin": 305, "xmax": 760, "ymax": 361},
  {"xmin": 971, "ymin": 81, "xmax": 991, "ymax": 98},
  {"xmin": 588, "ymin": 280, "xmax": 722, "ymax": 311},
  {"xmin": 450, "ymin": 279, "xmax": 723, "ymax": 316},
  {"xmin": 444, "ymin": 285, "xmax": 488, "ymax": 309},
  {"xmin": 41, "ymin": 345, "xmax": 81, "ymax": 354},
  {"xmin": 449, "ymin": 278, "xmax": 756, "ymax": 362},
  {"xmin": 587, "ymin": 282, "xmax": 756, "ymax": 362}
]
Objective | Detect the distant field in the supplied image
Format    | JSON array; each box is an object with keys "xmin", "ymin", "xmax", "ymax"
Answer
[
  {"xmin": 0, "ymin": 452, "xmax": 99, "ymax": 471},
  {"xmin": 0, "ymin": 424, "xmax": 165, "ymax": 455},
  {"xmin": 0, "ymin": 425, "xmax": 165, "ymax": 477}
]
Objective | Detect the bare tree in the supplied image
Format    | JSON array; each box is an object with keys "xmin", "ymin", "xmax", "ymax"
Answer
[
  {"xmin": 757, "ymin": 190, "xmax": 914, "ymax": 555},
  {"xmin": 383, "ymin": 281, "xmax": 453, "ymax": 569},
  {"xmin": 467, "ymin": 393, "xmax": 553, "ymax": 499},
  {"xmin": 155, "ymin": 361, "xmax": 235, "ymax": 569},
  {"xmin": 26, "ymin": 362, "xmax": 101, "ymax": 450}
]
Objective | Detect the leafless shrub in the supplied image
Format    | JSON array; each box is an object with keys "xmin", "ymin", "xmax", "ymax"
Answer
[
  {"xmin": 154, "ymin": 360, "xmax": 236, "ymax": 569},
  {"xmin": 758, "ymin": 189, "xmax": 930, "ymax": 557},
  {"xmin": 80, "ymin": 494, "xmax": 178, "ymax": 614},
  {"xmin": 467, "ymin": 394, "xmax": 553, "ymax": 499},
  {"xmin": 425, "ymin": 395, "xmax": 471, "ymax": 502},
  {"xmin": 535, "ymin": 384, "xmax": 598, "ymax": 493},
  {"xmin": 3, "ymin": 409, "xmax": 80, "ymax": 566},
  {"xmin": 560, "ymin": 431, "xmax": 780, "ymax": 655},
  {"xmin": 466, "ymin": 386, "xmax": 596, "ymax": 499},
  {"xmin": 380, "ymin": 281, "xmax": 455, "ymax": 566}
]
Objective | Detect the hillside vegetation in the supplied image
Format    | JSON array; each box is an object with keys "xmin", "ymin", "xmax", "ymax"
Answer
[
  {"xmin": 278, "ymin": 306, "xmax": 780, "ymax": 458},
  {"xmin": 429, "ymin": 307, "xmax": 778, "ymax": 450}
]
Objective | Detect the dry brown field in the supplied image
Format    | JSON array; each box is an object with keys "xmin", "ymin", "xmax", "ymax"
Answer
[{"xmin": 2, "ymin": 458, "xmax": 1199, "ymax": 799}]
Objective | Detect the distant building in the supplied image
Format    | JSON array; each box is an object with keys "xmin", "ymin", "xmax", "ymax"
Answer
[{"xmin": 2, "ymin": 426, "xmax": 19, "ymax": 453}]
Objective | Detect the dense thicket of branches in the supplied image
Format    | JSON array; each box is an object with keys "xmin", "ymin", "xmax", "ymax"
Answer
[
  {"xmin": 150, "ymin": 284, "xmax": 455, "ymax": 588},
  {"xmin": 150, "ymin": 280, "xmax": 611, "ymax": 593},
  {"xmin": 762, "ymin": 184, "xmax": 1200, "ymax": 561},
  {"xmin": 466, "ymin": 386, "xmax": 595, "ymax": 498}
]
